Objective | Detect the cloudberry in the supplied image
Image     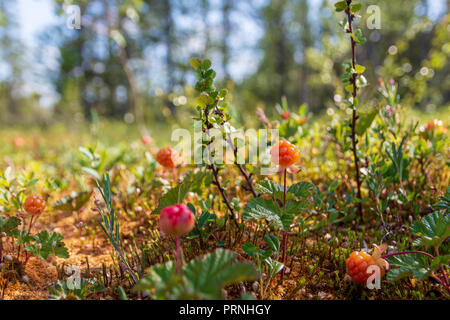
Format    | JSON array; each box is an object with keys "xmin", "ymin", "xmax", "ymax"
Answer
[
  {"xmin": 346, "ymin": 251, "xmax": 384, "ymax": 284},
  {"xmin": 141, "ymin": 135, "xmax": 152, "ymax": 145},
  {"xmin": 23, "ymin": 195, "xmax": 46, "ymax": 215},
  {"xmin": 270, "ymin": 140, "xmax": 301, "ymax": 168},
  {"xmin": 282, "ymin": 111, "xmax": 290, "ymax": 120},
  {"xmin": 156, "ymin": 147, "xmax": 183, "ymax": 168},
  {"xmin": 13, "ymin": 137, "xmax": 25, "ymax": 148},
  {"xmin": 159, "ymin": 204, "xmax": 195, "ymax": 237}
]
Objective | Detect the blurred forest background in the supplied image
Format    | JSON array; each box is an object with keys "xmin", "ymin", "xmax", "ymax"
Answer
[{"xmin": 0, "ymin": 0, "xmax": 448, "ymax": 132}]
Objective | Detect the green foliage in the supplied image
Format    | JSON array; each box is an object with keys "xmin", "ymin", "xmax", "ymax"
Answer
[
  {"xmin": 245, "ymin": 181, "xmax": 314, "ymax": 230},
  {"xmin": 387, "ymin": 253, "xmax": 431, "ymax": 281},
  {"xmin": 0, "ymin": 215, "xmax": 20, "ymax": 236},
  {"xmin": 152, "ymin": 170, "xmax": 210, "ymax": 214},
  {"xmin": 49, "ymin": 279, "xmax": 105, "ymax": 300},
  {"xmin": 52, "ymin": 191, "xmax": 92, "ymax": 212},
  {"xmin": 25, "ymin": 231, "xmax": 69, "ymax": 259},
  {"xmin": 134, "ymin": 249, "xmax": 258, "ymax": 299},
  {"xmin": 410, "ymin": 211, "xmax": 450, "ymax": 248}
]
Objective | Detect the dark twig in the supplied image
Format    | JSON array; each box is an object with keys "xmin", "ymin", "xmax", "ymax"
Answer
[{"xmin": 345, "ymin": 0, "xmax": 363, "ymax": 218}]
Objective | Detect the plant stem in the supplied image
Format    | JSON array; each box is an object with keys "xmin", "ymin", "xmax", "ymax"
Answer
[
  {"xmin": 381, "ymin": 250, "xmax": 434, "ymax": 260},
  {"xmin": 345, "ymin": 0, "xmax": 363, "ymax": 218},
  {"xmin": 280, "ymin": 168, "xmax": 288, "ymax": 278},
  {"xmin": 435, "ymin": 246, "xmax": 449, "ymax": 287},
  {"xmin": 175, "ymin": 237, "xmax": 181, "ymax": 273}
]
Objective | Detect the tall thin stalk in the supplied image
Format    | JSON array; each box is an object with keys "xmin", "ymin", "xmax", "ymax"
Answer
[{"xmin": 344, "ymin": 0, "xmax": 363, "ymax": 217}]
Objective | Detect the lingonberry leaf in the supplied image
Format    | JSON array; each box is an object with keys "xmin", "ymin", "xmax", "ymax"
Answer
[
  {"xmin": 410, "ymin": 211, "xmax": 450, "ymax": 247},
  {"xmin": 350, "ymin": 3, "xmax": 362, "ymax": 13},
  {"xmin": 355, "ymin": 110, "xmax": 377, "ymax": 136},
  {"xmin": 334, "ymin": 1, "xmax": 348, "ymax": 12}
]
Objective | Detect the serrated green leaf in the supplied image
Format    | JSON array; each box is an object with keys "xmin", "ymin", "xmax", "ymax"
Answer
[
  {"xmin": 410, "ymin": 211, "xmax": 450, "ymax": 247},
  {"xmin": 243, "ymin": 198, "xmax": 283, "ymax": 229},
  {"xmin": 256, "ymin": 180, "xmax": 283, "ymax": 196},
  {"xmin": 386, "ymin": 253, "xmax": 431, "ymax": 281},
  {"xmin": 25, "ymin": 231, "xmax": 69, "ymax": 260},
  {"xmin": 287, "ymin": 181, "xmax": 315, "ymax": 198},
  {"xmin": 182, "ymin": 249, "xmax": 258, "ymax": 299}
]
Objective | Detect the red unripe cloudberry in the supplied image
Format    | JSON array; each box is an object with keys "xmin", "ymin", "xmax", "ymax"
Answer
[
  {"xmin": 282, "ymin": 111, "xmax": 290, "ymax": 120},
  {"xmin": 156, "ymin": 147, "xmax": 183, "ymax": 168},
  {"xmin": 159, "ymin": 204, "xmax": 195, "ymax": 237},
  {"xmin": 141, "ymin": 135, "xmax": 152, "ymax": 145}
]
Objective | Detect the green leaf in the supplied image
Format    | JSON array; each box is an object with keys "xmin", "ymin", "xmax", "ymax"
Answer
[
  {"xmin": 345, "ymin": 84, "xmax": 354, "ymax": 93},
  {"xmin": 134, "ymin": 261, "xmax": 181, "ymax": 299},
  {"xmin": 430, "ymin": 255, "xmax": 450, "ymax": 271},
  {"xmin": 410, "ymin": 211, "xmax": 450, "ymax": 247},
  {"xmin": 25, "ymin": 231, "xmax": 69, "ymax": 260},
  {"xmin": 433, "ymin": 187, "xmax": 450, "ymax": 210},
  {"xmin": 256, "ymin": 180, "xmax": 283, "ymax": 196},
  {"xmin": 386, "ymin": 253, "xmax": 431, "ymax": 281},
  {"xmin": 334, "ymin": 1, "xmax": 348, "ymax": 12},
  {"xmin": 287, "ymin": 181, "xmax": 315, "ymax": 198},
  {"xmin": 354, "ymin": 64, "xmax": 365, "ymax": 74},
  {"xmin": 283, "ymin": 199, "xmax": 308, "ymax": 215},
  {"xmin": 182, "ymin": 249, "xmax": 258, "ymax": 299},
  {"xmin": 52, "ymin": 191, "xmax": 92, "ymax": 212},
  {"xmin": 264, "ymin": 235, "xmax": 280, "ymax": 252},
  {"xmin": 152, "ymin": 172, "xmax": 195, "ymax": 214},
  {"xmin": 350, "ymin": 3, "xmax": 362, "ymax": 13},
  {"xmin": 242, "ymin": 242, "xmax": 260, "ymax": 258},
  {"xmin": 243, "ymin": 198, "xmax": 283, "ymax": 229},
  {"xmin": 81, "ymin": 167, "xmax": 101, "ymax": 180},
  {"xmin": 200, "ymin": 59, "xmax": 212, "ymax": 70},
  {"xmin": 0, "ymin": 215, "xmax": 21, "ymax": 235},
  {"xmin": 189, "ymin": 57, "xmax": 201, "ymax": 69},
  {"xmin": 355, "ymin": 110, "xmax": 377, "ymax": 136}
]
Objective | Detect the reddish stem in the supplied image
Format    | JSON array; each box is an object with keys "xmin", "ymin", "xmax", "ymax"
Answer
[
  {"xmin": 175, "ymin": 237, "xmax": 181, "ymax": 273},
  {"xmin": 381, "ymin": 250, "xmax": 434, "ymax": 260},
  {"xmin": 280, "ymin": 168, "xmax": 288, "ymax": 278},
  {"xmin": 435, "ymin": 247, "xmax": 449, "ymax": 287}
]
